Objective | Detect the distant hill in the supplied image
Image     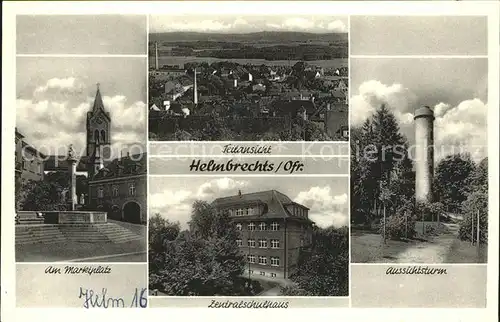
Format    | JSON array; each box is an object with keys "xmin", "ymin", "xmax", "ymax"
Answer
[{"xmin": 149, "ymin": 31, "xmax": 347, "ymax": 43}]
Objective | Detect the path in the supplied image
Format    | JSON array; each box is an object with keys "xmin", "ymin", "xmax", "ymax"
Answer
[
  {"xmin": 391, "ymin": 223, "xmax": 459, "ymax": 263},
  {"xmin": 256, "ymin": 277, "xmax": 294, "ymax": 296},
  {"xmin": 259, "ymin": 286, "xmax": 282, "ymax": 296}
]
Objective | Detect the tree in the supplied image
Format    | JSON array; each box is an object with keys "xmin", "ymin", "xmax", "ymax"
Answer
[
  {"xmin": 290, "ymin": 226, "xmax": 349, "ymax": 296},
  {"xmin": 43, "ymin": 171, "xmax": 88, "ymax": 197},
  {"xmin": 19, "ymin": 179, "xmax": 65, "ymax": 211},
  {"xmin": 435, "ymin": 153, "xmax": 477, "ymax": 212},
  {"xmin": 458, "ymin": 190, "xmax": 488, "ymax": 244},
  {"xmin": 150, "ymin": 201, "xmax": 245, "ymax": 295},
  {"xmin": 471, "ymin": 157, "xmax": 488, "ymax": 192},
  {"xmin": 391, "ymin": 146, "xmax": 415, "ymax": 209},
  {"xmin": 350, "ymin": 106, "xmax": 408, "ymax": 226},
  {"xmin": 371, "ymin": 104, "xmax": 405, "ymax": 185},
  {"xmin": 149, "ymin": 214, "xmax": 180, "ymax": 253}
]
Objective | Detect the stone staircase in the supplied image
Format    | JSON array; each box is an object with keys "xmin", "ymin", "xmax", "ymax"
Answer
[
  {"xmin": 15, "ymin": 225, "xmax": 67, "ymax": 245},
  {"xmin": 16, "ymin": 211, "xmax": 45, "ymax": 225},
  {"xmin": 95, "ymin": 223, "xmax": 144, "ymax": 243},
  {"xmin": 58, "ymin": 225, "xmax": 112, "ymax": 243},
  {"xmin": 15, "ymin": 222, "xmax": 143, "ymax": 246}
]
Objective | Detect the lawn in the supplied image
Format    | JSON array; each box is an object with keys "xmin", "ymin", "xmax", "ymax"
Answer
[
  {"xmin": 16, "ymin": 240, "xmax": 146, "ymax": 262},
  {"xmin": 445, "ymin": 239, "xmax": 487, "ymax": 263},
  {"xmin": 351, "ymin": 230, "xmax": 421, "ymax": 263}
]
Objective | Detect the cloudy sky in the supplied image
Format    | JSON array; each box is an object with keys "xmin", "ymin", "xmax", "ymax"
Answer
[
  {"xmin": 149, "ymin": 176, "xmax": 348, "ymax": 230},
  {"xmin": 149, "ymin": 15, "xmax": 348, "ymax": 33},
  {"xmin": 350, "ymin": 16, "xmax": 487, "ymax": 55},
  {"xmin": 16, "ymin": 57, "xmax": 147, "ymax": 159},
  {"xmin": 351, "ymin": 58, "xmax": 488, "ymax": 162},
  {"xmin": 17, "ymin": 15, "xmax": 147, "ymax": 54}
]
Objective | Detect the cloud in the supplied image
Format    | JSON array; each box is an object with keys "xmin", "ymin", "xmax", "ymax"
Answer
[
  {"xmin": 282, "ymin": 17, "xmax": 315, "ymax": 30},
  {"xmin": 350, "ymin": 80, "xmax": 417, "ymax": 127},
  {"xmin": 327, "ymin": 20, "xmax": 348, "ymax": 32},
  {"xmin": 151, "ymin": 17, "xmax": 348, "ymax": 33},
  {"xmin": 434, "ymin": 98, "xmax": 487, "ymax": 162},
  {"xmin": 294, "ymin": 186, "xmax": 348, "ymax": 228},
  {"xmin": 16, "ymin": 78, "xmax": 146, "ymax": 159},
  {"xmin": 351, "ymin": 80, "xmax": 488, "ymax": 162},
  {"xmin": 149, "ymin": 189, "xmax": 194, "ymax": 228},
  {"xmin": 173, "ymin": 20, "xmax": 233, "ymax": 32},
  {"xmin": 150, "ymin": 178, "xmax": 250, "ymax": 229},
  {"xmin": 34, "ymin": 77, "xmax": 85, "ymax": 96},
  {"xmin": 196, "ymin": 177, "xmax": 249, "ymax": 199},
  {"xmin": 310, "ymin": 211, "xmax": 348, "ymax": 230},
  {"xmin": 433, "ymin": 102, "xmax": 453, "ymax": 118}
]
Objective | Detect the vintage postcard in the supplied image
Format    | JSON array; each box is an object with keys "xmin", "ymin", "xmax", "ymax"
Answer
[{"xmin": 1, "ymin": 1, "xmax": 499, "ymax": 322}]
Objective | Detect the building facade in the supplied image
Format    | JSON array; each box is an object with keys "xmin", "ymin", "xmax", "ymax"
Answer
[
  {"xmin": 87, "ymin": 153, "xmax": 147, "ymax": 224},
  {"xmin": 15, "ymin": 128, "xmax": 45, "ymax": 185},
  {"xmin": 212, "ymin": 190, "xmax": 313, "ymax": 281}
]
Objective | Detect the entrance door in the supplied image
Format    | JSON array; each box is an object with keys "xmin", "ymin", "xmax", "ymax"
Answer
[{"xmin": 122, "ymin": 201, "xmax": 141, "ymax": 224}]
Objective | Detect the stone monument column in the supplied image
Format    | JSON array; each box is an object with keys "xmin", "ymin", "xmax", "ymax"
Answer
[{"xmin": 67, "ymin": 144, "xmax": 78, "ymax": 211}]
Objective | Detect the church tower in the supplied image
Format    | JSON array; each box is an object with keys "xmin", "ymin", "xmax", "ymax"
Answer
[{"xmin": 86, "ymin": 84, "xmax": 111, "ymax": 178}]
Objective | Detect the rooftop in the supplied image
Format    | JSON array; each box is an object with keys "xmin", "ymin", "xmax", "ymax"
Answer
[
  {"xmin": 91, "ymin": 152, "xmax": 147, "ymax": 181},
  {"xmin": 212, "ymin": 189, "xmax": 310, "ymax": 220},
  {"xmin": 414, "ymin": 106, "xmax": 435, "ymax": 119}
]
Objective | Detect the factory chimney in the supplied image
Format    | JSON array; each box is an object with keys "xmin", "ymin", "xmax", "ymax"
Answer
[
  {"xmin": 155, "ymin": 42, "xmax": 159, "ymax": 70},
  {"xmin": 414, "ymin": 106, "xmax": 435, "ymax": 203},
  {"xmin": 193, "ymin": 67, "xmax": 198, "ymax": 105}
]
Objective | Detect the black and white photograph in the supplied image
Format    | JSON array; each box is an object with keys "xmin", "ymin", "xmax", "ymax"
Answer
[
  {"xmin": 14, "ymin": 15, "xmax": 148, "ymax": 263},
  {"xmin": 148, "ymin": 176, "xmax": 349, "ymax": 296},
  {"xmin": 148, "ymin": 15, "xmax": 349, "ymax": 141},
  {"xmin": 349, "ymin": 57, "xmax": 488, "ymax": 263}
]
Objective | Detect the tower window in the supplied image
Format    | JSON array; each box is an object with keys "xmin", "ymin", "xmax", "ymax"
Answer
[
  {"xmin": 94, "ymin": 130, "xmax": 100, "ymax": 143},
  {"xmin": 101, "ymin": 130, "xmax": 106, "ymax": 143}
]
